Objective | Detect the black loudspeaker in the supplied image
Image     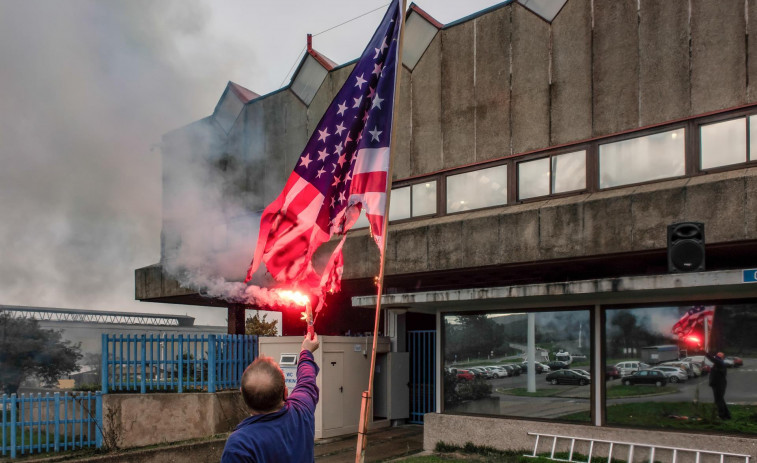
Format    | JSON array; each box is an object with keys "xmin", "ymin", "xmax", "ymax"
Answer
[{"xmin": 667, "ymin": 222, "xmax": 705, "ymax": 272}]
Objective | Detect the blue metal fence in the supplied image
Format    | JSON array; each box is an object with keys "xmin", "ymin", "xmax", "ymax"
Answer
[
  {"xmin": 101, "ymin": 334, "xmax": 258, "ymax": 394},
  {"xmin": 1, "ymin": 392, "xmax": 102, "ymax": 459},
  {"xmin": 408, "ymin": 330, "xmax": 436, "ymax": 424}
]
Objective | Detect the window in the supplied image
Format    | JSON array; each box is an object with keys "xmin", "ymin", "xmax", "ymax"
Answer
[
  {"xmin": 443, "ymin": 309, "xmax": 591, "ymax": 422},
  {"xmin": 599, "ymin": 128, "xmax": 685, "ymax": 188},
  {"xmin": 412, "ymin": 181, "xmax": 437, "ymax": 216},
  {"xmin": 518, "ymin": 150, "xmax": 586, "ymax": 200},
  {"xmin": 518, "ymin": 157, "xmax": 550, "ymax": 200},
  {"xmin": 352, "ymin": 180, "xmax": 437, "ymax": 228},
  {"xmin": 701, "ymin": 118, "xmax": 747, "ymax": 169},
  {"xmin": 389, "ymin": 186, "xmax": 411, "ymax": 221},
  {"xmin": 447, "ymin": 165, "xmax": 508, "ymax": 213},
  {"xmin": 605, "ymin": 303, "xmax": 757, "ymax": 435}
]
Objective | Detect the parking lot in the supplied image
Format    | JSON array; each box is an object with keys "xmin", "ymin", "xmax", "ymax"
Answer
[{"xmin": 445, "ymin": 357, "xmax": 757, "ymax": 419}]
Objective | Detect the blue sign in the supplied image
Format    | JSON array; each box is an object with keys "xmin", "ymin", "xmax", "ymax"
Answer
[{"xmin": 743, "ymin": 269, "xmax": 757, "ymax": 283}]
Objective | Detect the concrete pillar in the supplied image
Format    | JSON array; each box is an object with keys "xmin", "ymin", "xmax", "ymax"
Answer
[{"xmin": 227, "ymin": 304, "xmax": 247, "ymax": 335}]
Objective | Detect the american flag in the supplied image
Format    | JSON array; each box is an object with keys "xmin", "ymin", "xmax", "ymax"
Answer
[
  {"xmin": 246, "ymin": 0, "xmax": 402, "ymax": 290},
  {"xmin": 671, "ymin": 306, "xmax": 715, "ymax": 337}
]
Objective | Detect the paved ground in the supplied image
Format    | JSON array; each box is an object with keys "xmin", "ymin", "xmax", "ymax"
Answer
[{"xmin": 316, "ymin": 425, "xmax": 424, "ymax": 463}]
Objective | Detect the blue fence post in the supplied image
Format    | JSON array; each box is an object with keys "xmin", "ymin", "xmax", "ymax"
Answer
[
  {"xmin": 9, "ymin": 394, "xmax": 16, "ymax": 459},
  {"xmin": 178, "ymin": 335, "xmax": 184, "ymax": 393},
  {"xmin": 101, "ymin": 335, "xmax": 108, "ymax": 394},
  {"xmin": 140, "ymin": 335, "xmax": 147, "ymax": 394},
  {"xmin": 95, "ymin": 392, "xmax": 103, "ymax": 449},
  {"xmin": 53, "ymin": 392, "xmax": 60, "ymax": 453},
  {"xmin": 208, "ymin": 335, "xmax": 216, "ymax": 393}
]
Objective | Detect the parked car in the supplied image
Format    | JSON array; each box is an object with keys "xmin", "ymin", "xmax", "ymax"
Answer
[
  {"xmin": 456, "ymin": 369, "xmax": 474, "ymax": 381},
  {"xmin": 605, "ymin": 365, "xmax": 621, "ymax": 380},
  {"xmin": 660, "ymin": 361, "xmax": 697, "ymax": 378},
  {"xmin": 507, "ymin": 363, "xmax": 524, "ymax": 374},
  {"xmin": 545, "ymin": 369, "xmax": 590, "ymax": 386},
  {"xmin": 546, "ymin": 361, "xmax": 570, "ymax": 371},
  {"xmin": 732, "ymin": 356, "xmax": 743, "ymax": 367},
  {"xmin": 651, "ymin": 366, "xmax": 687, "ymax": 383},
  {"xmin": 521, "ymin": 361, "xmax": 546, "ymax": 373},
  {"xmin": 500, "ymin": 365, "xmax": 519, "ymax": 377},
  {"xmin": 467, "ymin": 367, "xmax": 491, "ymax": 379},
  {"xmin": 571, "ymin": 369, "xmax": 591, "ymax": 379},
  {"xmin": 615, "ymin": 361, "xmax": 650, "ymax": 377},
  {"xmin": 725, "ymin": 356, "xmax": 742, "ymax": 367},
  {"xmin": 681, "ymin": 355, "xmax": 712, "ymax": 368},
  {"xmin": 483, "ymin": 366, "xmax": 508, "ymax": 378},
  {"xmin": 621, "ymin": 369, "xmax": 668, "ymax": 387}
]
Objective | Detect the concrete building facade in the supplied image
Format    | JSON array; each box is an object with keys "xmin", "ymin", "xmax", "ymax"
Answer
[{"xmin": 137, "ymin": 0, "xmax": 757, "ymax": 456}]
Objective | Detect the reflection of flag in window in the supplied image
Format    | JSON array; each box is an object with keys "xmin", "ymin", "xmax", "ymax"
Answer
[
  {"xmin": 671, "ymin": 306, "xmax": 715, "ymax": 337},
  {"xmin": 244, "ymin": 0, "xmax": 402, "ymax": 289}
]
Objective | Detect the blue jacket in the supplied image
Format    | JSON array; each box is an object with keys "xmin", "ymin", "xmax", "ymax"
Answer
[{"xmin": 221, "ymin": 350, "xmax": 320, "ymax": 463}]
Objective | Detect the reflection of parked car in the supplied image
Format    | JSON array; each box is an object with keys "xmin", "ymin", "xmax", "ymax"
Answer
[
  {"xmin": 467, "ymin": 367, "xmax": 491, "ymax": 379},
  {"xmin": 483, "ymin": 366, "xmax": 508, "ymax": 378},
  {"xmin": 546, "ymin": 361, "xmax": 569, "ymax": 371},
  {"xmin": 651, "ymin": 366, "xmax": 687, "ymax": 383},
  {"xmin": 521, "ymin": 362, "xmax": 549, "ymax": 373},
  {"xmin": 621, "ymin": 370, "xmax": 668, "ymax": 387},
  {"xmin": 605, "ymin": 365, "xmax": 620, "ymax": 380},
  {"xmin": 500, "ymin": 365, "xmax": 519, "ymax": 377},
  {"xmin": 507, "ymin": 364, "xmax": 524, "ymax": 374},
  {"xmin": 660, "ymin": 361, "xmax": 698, "ymax": 378},
  {"xmin": 456, "ymin": 370, "xmax": 474, "ymax": 381},
  {"xmin": 571, "ymin": 369, "xmax": 591, "ymax": 379},
  {"xmin": 545, "ymin": 370, "xmax": 590, "ymax": 386},
  {"xmin": 615, "ymin": 361, "xmax": 650, "ymax": 377}
]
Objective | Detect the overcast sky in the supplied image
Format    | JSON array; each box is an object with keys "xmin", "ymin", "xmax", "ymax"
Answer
[{"xmin": 0, "ymin": 0, "xmax": 506, "ymax": 327}]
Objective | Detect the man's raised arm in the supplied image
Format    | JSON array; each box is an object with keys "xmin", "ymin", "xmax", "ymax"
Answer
[{"xmin": 289, "ymin": 332, "xmax": 320, "ymax": 413}]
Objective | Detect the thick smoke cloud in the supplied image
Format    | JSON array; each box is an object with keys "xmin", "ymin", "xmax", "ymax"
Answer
[{"xmin": 0, "ymin": 0, "xmax": 255, "ymax": 325}]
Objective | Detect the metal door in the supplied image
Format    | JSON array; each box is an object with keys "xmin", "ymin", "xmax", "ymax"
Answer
[
  {"xmin": 408, "ymin": 330, "xmax": 436, "ymax": 424},
  {"xmin": 322, "ymin": 352, "xmax": 344, "ymax": 430}
]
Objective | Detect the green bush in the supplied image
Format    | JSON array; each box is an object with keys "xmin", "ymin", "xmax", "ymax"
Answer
[{"xmin": 456, "ymin": 377, "xmax": 492, "ymax": 401}]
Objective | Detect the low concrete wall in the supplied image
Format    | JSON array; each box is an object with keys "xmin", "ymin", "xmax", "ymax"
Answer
[
  {"xmin": 103, "ymin": 391, "xmax": 247, "ymax": 449},
  {"xmin": 424, "ymin": 414, "xmax": 757, "ymax": 462}
]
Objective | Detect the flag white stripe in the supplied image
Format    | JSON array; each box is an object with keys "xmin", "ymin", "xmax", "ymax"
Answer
[{"xmin": 354, "ymin": 147, "xmax": 390, "ymax": 175}]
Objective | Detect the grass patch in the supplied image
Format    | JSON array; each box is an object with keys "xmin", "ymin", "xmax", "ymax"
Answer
[
  {"xmin": 496, "ymin": 388, "xmax": 561, "ymax": 397},
  {"xmin": 433, "ymin": 441, "xmax": 530, "ymax": 462},
  {"xmin": 559, "ymin": 402, "xmax": 757, "ymax": 434},
  {"xmin": 606, "ymin": 385, "xmax": 677, "ymax": 399}
]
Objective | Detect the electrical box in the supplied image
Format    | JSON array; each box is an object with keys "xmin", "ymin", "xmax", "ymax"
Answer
[
  {"xmin": 260, "ymin": 336, "xmax": 393, "ymax": 439},
  {"xmin": 279, "ymin": 353, "xmax": 299, "ymax": 394}
]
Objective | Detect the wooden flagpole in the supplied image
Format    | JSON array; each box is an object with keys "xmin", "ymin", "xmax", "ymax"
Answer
[{"xmin": 355, "ymin": 1, "xmax": 407, "ymax": 461}]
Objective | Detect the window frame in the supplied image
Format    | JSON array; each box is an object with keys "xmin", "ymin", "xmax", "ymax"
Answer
[{"xmin": 439, "ymin": 306, "xmax": 596, "ymax": 425}]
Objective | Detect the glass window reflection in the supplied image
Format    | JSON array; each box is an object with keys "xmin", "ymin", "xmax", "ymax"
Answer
[
  {"xmin": 518, "ymin": 158, "xmax": 550, "ymax": 200},
  {"xmin": 599, "ymin": 128, "xmax": 685, "ymax": 189},
  {"xmin": 749, "ymin": 116, "xmax": 757, "ymax": 162},
  {"xmin": 605, "ymin": 303, "xmax": 757, "ymax": 435},
  {"xmin": 701, "ymin": 118, "xmax": 746, "ymax": 170},
  {"xmin": 443, "ymin": 310, "xmax": 591, "ymax": 422},
  {"xmin": 412, "ymin": 181, "xmax": 437, "ymax": 216},
  {"xmin": 446, "ymin": 165, "xmax": 508, "ymax": 213},
  {"xmin": 388, "ymin": 186, "xmax": 411, "ymax": 221},
  {"xmin": 552, "ymin": 150, "xmax": 586, "ymax": 194}
]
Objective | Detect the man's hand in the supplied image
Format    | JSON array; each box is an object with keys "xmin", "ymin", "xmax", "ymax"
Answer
[{"xmin": 302, "ymin": 331, "xmax": 319, "ymax": 353}]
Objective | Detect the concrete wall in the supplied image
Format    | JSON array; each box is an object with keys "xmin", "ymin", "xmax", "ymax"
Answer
[
  {"xmin": 103, "ymin": 391, "xmax": 247, "ymax": 449},
  {"xmin": 341, "ymin": 166, "xmax": 757, "ymax": 279},
  {"xmin": 424, "ymin": 413, "xmax": 757, "ymax": 461}
]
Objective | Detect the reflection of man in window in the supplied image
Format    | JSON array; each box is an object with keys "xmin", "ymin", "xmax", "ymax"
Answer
[{"xmin": 705, "ymin": 351, "xmax": 731, "ymax": 420}]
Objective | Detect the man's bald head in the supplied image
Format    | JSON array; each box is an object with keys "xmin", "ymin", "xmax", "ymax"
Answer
[{"xmin": 240, "ymin": 356, "xmax": 286, "ymax": 414}]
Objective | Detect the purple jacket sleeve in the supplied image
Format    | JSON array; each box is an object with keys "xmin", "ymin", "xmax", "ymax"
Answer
[{"xmin": 287, "ymin": 350, "xmax": 320, "ymax": 414}]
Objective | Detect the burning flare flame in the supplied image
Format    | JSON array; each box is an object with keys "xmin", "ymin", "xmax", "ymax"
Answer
[{"xmin": 277, "ymin": 290, "xmax": 310, "ymax": 307}]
